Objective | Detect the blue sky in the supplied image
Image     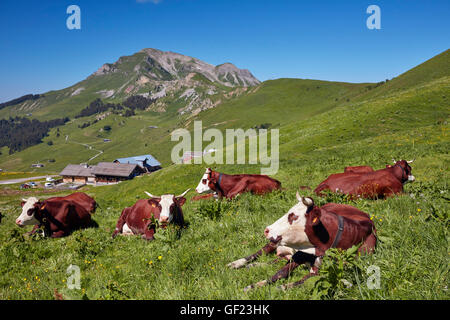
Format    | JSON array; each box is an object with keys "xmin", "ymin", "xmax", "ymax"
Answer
[{"xmin": 0, "ymin": 0, "xmax": 449, "ymax": 102}]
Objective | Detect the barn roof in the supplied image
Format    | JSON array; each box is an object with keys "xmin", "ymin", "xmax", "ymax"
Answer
[
  {"xmin": 92, "ymin": 162, "xmax": 143, "ymax": 177},
  {"xmin": 114, "ymin": 154, "xmax": 161, "ymax": 167},
  {"xmin": 60, "ymin": 164, "xmax": 94, "ymax": 177}
]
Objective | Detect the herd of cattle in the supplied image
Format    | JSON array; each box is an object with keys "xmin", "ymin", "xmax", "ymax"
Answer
[{"xmin": 14, "ymin": 159, "xmax": 415, "ymax": 290}]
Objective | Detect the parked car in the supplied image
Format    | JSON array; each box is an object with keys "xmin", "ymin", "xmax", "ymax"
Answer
[
  {"xmin": 29, "ymin": 182, "xmax": 37, "ymax": 187},
  {"xmin": 46, "ymin": 177, "xmax": 55, "ymax": 182},
  {"xmin": 44, "ymin": 182, "xmax": 54, "ymax": 188},
  {"xmin": 20, "ymin": 183, "xmax": 31, "ymax": 189}
]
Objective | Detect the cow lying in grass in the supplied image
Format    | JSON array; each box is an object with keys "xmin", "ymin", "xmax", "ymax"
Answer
[
  {"xmin": 314, "ymin": 159, "xmax": 415, "ymax": 199},
  {"xmin": 16, "ymin": 192, "xmax": 97, "ymax": 238},
  {"xmin": 227, "ymin": 192, "xmax": 376, "ymax": 290},
  {"xmin": 344, "ymin": 165, "xmax": 374, "ymax": 174},
  {"xmin": 195, "ymin": 168, "xmax": 282, "ymax": 200},
  {"xmin": 112, "ymin": 189, "xmax": 189, "ymax": 240}
]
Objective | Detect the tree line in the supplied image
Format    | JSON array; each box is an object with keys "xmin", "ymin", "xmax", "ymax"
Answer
[
  {"xmin": 0, "ymin": 94, "xmax": 157, "ymax": 155},
  {"xmin": 0, "ymin": 116, "xmax": 69, "ymax": 154},
  {"xmin": 74, "ymin": 95, "xmax": 156, "ymax": 119}
]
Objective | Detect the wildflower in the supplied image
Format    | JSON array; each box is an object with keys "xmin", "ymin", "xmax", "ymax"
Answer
[
  {"xmin": 148, "ymin": 261, "xmax": 153, "ymax": 265},
  {"xmin": 158, "ymin": 256, "xmax": 162, "ymax": 260},
  {"xmin": 417, "ymin": 208, "xmax": 422, "ymax": 212}
]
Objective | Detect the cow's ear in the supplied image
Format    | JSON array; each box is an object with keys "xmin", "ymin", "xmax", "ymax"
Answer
[
  {"xmin": 20, "ymin": 201, "xmax": 26, "ymax": 207},
  {"xmin": 176, "ymin": 197, "xmax": 186, "ymax": 207},
  {"xmin": 33, "ymin": 201, "xmax": 43, "ymax": 209},
  {"xmin": 308, "ymin": 208, "xmax": 321, "ymax": 226},
  {"xmin": 148, "ymin": 199, "xmax": 159, "ymax": 208}
]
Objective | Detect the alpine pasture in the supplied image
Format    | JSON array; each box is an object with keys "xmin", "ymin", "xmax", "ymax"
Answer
[{"xmin": 0, "ymin": 50, "xmax": 448, "ymax": 300}]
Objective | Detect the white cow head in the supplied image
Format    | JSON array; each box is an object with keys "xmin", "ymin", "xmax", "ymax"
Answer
[
  {"xmin": 16, "ymin": 197, "xmax": 41, "ymax": 227},
  {"xmin": 264, "ymin": 192, "xmax": 315, "ymax": 250},
  {"xmin": 195, "ymin": 168, "xmax": 213, "ymax": 193},
  {"xmin": 144, "ymin": 189, "xmax": 190, "ymax": 224}
]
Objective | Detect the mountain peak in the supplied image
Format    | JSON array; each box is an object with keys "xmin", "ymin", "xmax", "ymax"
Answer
[{"xmin": 92, "ymin": 48, "xmax": 260, "ymax": 87}]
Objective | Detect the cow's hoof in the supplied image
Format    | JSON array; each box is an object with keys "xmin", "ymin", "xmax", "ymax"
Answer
[
  {"xmin": 244, "ymin": 280, "xmax": 267, "ymax": 292},
  {"xmin": 243, "ymin": 285, "xmax": 253, "ymax": 292},
  {"xmin": 246, "ymin": 263, "xmax": 266, "ymax": 268},
  {"xmin": 227, "ymin": 258, "xmax": 247, "ymax": 269}
]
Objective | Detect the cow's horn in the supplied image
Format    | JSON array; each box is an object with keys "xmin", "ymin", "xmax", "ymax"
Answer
[
  {"xmin": 407, "ymin": 159, "xmax": 415, "ymax": 164},
  {"xmin": 22, "ymin": 198, "xmax": 27, "ymax": 202},
  {"xmin": 144, "ymin": 191, "xmax": 160, "ymax": 199},
  {"xmin": 296, "ymin": 191, "xmax": 302, "ymax": 202},
  {"xmin": 177, "ymin": 188, "xmax": 190, "ymax": 198},
  {"xmin": 302, "ymin": 197, "xmax": 314, "ymax": 207}
]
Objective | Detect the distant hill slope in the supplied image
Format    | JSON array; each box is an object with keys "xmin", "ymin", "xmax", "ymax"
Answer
[
  {"xmin": 0, "ymin": 78, "xmax": 369, "ymax": 171},
  {"xmin": 358, "ymin": 49, "xmax": 450, "ymax": 100}
]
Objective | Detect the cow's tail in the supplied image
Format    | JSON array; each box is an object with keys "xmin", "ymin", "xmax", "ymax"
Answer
[{"xmin": 299, "ymin": 185, "xmax": 311, "ymax": 191}]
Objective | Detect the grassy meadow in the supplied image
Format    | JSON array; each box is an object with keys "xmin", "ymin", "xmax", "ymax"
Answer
[{"xmin": 0, "ymin": 50, "xmax": 448, "ymax": 300}]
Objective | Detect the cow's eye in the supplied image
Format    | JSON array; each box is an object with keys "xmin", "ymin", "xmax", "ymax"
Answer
[
  {"xmin": 202, "ymin": 179, "xmax": 207, "ymax": 184},
  {"xmin": 27, "ymin": 209, "xmax": 34, "ymax": 216}
]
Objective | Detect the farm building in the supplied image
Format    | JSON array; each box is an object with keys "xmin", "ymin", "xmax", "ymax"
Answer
[
  {"xmin": 114, "ymin": 154, "xmax": 161, "ymax": 172},
  {"xmin": 60, "ymin": 162, "xmax": 146, "ymax": 184},
  {"xmin": 182, "ymin": 151, "xmax": 203, "ymax": 163},
  {"xmin": 60, "ymin": 164, "xmax": 96, "ymax": 184},
  {"xmin": 92, "ymin": 162, "xmax": 145, "ymax": 183},
  {"xmin": 181, "ymin": 149, "xmax": 216, "ymax": 164}
]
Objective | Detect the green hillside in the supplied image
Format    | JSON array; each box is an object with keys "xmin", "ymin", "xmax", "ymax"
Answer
[
  {"xmin": 0, "ymin": 78, "xmax": 372, "ymax": 172},
  {"xmin": 358, "ymin": 49, "xmax": 450, "ymax": 100},
  {"xmin": 0, "ymin": 49, "xmax": 448, "ymax": 300}
]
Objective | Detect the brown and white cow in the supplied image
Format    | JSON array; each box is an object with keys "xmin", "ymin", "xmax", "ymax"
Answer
[
  {"xmin": 16, "ymin": 194, "xmax": 95, "ymax": 238},
  {"xmin": 227, "ymin": 192, "xmax": 376, "ymax": 291},
  {"xmin": 314, "ymin": 160, "xmax": 415, "ymax": 199},
  {"xmin": 41, "ymin": 192, "xmax": 97, "ymax": 213},
  {"xmin": 195, "ymin": 168, "xmax": 281, "ymax": 199},
  {"xmin": 112, "ymin": 189, "xmax": 189, "ymax": 240}
]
